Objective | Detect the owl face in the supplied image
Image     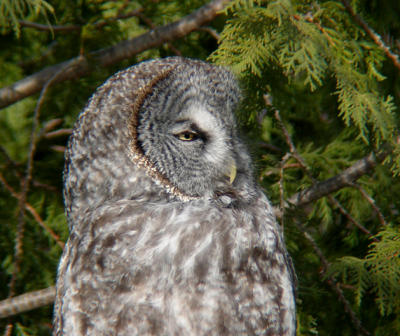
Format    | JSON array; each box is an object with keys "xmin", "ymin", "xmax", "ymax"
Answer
[{"xmin": 136, "ymin": 65, "xmax": 242, "ymax": 198}]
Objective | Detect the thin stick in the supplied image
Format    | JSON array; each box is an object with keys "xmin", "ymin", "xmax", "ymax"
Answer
[
  {"xmin": 272, "ymin": 107, "xmax": 312, "ymax": 177},
  {"xmin": 341, "ymin": 0, "xmax": 400, "ymax": 72},
  {"xmin": 0, "ymin": 287, "xmax": 56, "ymax": 319},
  {"xmin": 43, "ymin": 129, "xmax": 73, "ymax": 139},
  {"xmin": 197, "ymin": 26, "xmax": 220, "ymax": 40},
  {"xmin": 0, "ymin": 173, "xmax": 64, "ymax": 249},
  {"xmin": 328, "ymin": 195, "xmax": 378, "ymax": 241},
  {"xmin": 18, "ymin": 21, "xmax": 80, "ymax": 32},
  {"xmin": 292, "ymin": 13, "xmax": 336, "ymax": 47},
  {"xmin": 279, "ymin": 153, "xmax": 291, "ymax": 228},
  {"xmin": 299, "ymin": 225, "xmax": 371, "ymax": 336},
  {"xmin": 350, "ymin": 183, "xmax": 387, "ymax": 227}
]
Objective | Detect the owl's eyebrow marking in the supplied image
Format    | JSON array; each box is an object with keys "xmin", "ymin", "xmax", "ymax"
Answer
[
  {"xmin": 189, "ymin": 123, "xmax": 206, "ymax": 136},
  {"xmin": 173, "ymin": 119, "xmax": 208, "ymax": 141},
  {"xmin": 173, "ymin": 118, "xmax": 191, "ymax": 126}
]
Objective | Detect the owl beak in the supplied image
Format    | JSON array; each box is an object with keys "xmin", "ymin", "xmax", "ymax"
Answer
[{"xmin": 228, "ymin": 163, "xmax": 237, "ymax": 184}]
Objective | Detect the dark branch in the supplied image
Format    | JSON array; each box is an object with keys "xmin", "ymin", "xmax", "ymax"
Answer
[
  {"xmin": 19, "ymin": 20, "xmax": 80, "ymax": 32},
  {"xmin": 136, "ymin": 12, "xmax": 182, "ymax": 56},
  {"xmin": 274, "ymin": 149, "xmax": 389, "ymax": 218},
  {"xmin": 0, "ymin": 0, "xmax": 229, "ymax": 109}
]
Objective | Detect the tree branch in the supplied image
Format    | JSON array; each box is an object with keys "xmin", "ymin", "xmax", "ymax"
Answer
[
  {"xmin": 274, "ymin": 149, "xmax": 389, "ymax": 219},
  {"xmin": 0, "ymin": 0, "xmax": 229, "ymax": 109},
  {"xmin": 136, "ymin": 12, "xmax": 182, "ymax": 56},
  {"xmin": 0, "ymin": 287, "xmax": 55, "ymax": 319},
  {"xmin": 340, "ymin": 0, "xmax": 400, "ymax": 72},
  {"xmin": 18, "ymin": 21, "xmax": 80, "ymax": 32},
  {"xmin": 268, "ymin": 99, "xmax": 390, "ymax": 219}
]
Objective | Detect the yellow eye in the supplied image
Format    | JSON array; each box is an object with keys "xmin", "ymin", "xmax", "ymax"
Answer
[{"xmin": 177, "ymin": 132, "xmax": 197, "ymax": 141}]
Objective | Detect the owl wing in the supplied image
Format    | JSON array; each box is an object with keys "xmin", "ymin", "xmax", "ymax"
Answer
[{"xmin": 54, "ymin": 197, "xmax": 295, "ymax": 336}]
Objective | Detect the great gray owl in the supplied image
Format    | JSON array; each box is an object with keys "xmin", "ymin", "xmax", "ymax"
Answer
[{"xmin": 53, "ymin": 57, "xmax": 296, "ymax": 335}]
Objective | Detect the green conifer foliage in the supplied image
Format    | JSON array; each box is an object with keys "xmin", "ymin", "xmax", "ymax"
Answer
[
  {"xmin": 0, "ymin": 0, "xmax": 53, "ymax": 37},
  {"xmin": 0, "ymin": 0, "xmax": 399, "ymax": 335}
]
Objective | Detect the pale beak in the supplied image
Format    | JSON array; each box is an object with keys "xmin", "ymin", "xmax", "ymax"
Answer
[{"xmin": 228, "ymin": 163, "xmax": 237, "ymax": 184}]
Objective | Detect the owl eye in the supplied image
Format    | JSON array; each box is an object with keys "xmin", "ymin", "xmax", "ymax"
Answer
[{"xmin": 176, "ymin": 131, "xmax": 198, "ymax": 141}]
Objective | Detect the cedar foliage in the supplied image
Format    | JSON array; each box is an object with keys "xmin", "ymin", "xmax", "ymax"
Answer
[{"xmin": 0, "ymin": 0, "xmax": 399, "ymax": 335}]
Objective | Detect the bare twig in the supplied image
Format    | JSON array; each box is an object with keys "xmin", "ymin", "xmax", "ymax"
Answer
[
  {"xmin": 31, "ymin": 180, "xmax": 57, "ymax": 192},
  {"xmin": 298, "ymin": 225, "xmax": 370, "ymax": 336},
  {"xmin": 258, "ymin": 142, "xmax": 282, "ymax": 154},
  {"xmin": 279, "ymin": 153, "xmax": 291, "ymax": 228},
  {"xmin": 197, "ymin": 26, "xmax": 220, "ymax": 40},
  {"xmin": 0, "ymin": 0, "xmax": 230, "ymax": 109},
  {"xmin": 18, "ymin": 20, "xmax": 80, "ymax": 32},
  {"xmin": 340, "ymin": 0, "xmax": 400, "ymax": 72},
  {"xmin": 41, "ymin": 118, "xmax": 64, "ymax": 134},
  {"xmin": 349, "ymin": 183, "xmax": 388, "ymax": 227},
  {"xmin": 43, "ymin": 129, "xmax": 73, "ymax": 139},
  {"xmin": 270, "ymin": 102, "xmax": 371, "ymax": 333},
  {"xmin": 50, "ymin": 145, "xmax": 66, "ymax": 153},
  {"xmin": 271, "ymin": 105, "xmax": 310, "ymax": 175},
  {"xmin": 0, "ymin": 287, "xmax": 56, "ymax": 319},
  {"xmin": 328, "ymin": 195, "xmax": 378, "ymax": 241},
  {"xmin": 0, "ymin": 145, "xmax": 57, "ymax": 192},
  {"xmin": 0, "ymin": 173, "xmax": 64, "ymax": 248},
  {"xmin": 292, "ymin": 13, "xmax": 336, "ymax": 47}
]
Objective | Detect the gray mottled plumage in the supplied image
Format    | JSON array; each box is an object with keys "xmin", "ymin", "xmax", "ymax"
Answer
[{"xmin": 53, "ymin": 57, "xmax": 296, "ymax": 335}]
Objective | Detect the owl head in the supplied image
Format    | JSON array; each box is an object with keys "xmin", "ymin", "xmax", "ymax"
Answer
[
  {"xmin": 134, "ymin": 58, "xmax": 256, "ymax": 199},
  {"xmin": 64, "ymin": 57, "xmax": 256, "ymax": 229}
]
